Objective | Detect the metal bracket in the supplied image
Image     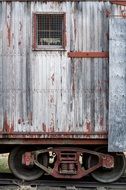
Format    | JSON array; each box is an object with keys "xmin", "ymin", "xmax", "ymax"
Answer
[{"xmin": 68, "ymin": 52, "xmax": 109, "ymax": 58}]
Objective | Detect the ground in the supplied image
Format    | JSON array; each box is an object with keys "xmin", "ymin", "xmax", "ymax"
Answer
[{"xmin": 0, "ymin": 154, "xmax": 10, "ymax": 173}]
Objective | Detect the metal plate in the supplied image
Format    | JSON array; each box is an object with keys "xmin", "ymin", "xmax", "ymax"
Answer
[{"xmin": 109, "ymin": 18, "xmax": 126, "ymax": 152}]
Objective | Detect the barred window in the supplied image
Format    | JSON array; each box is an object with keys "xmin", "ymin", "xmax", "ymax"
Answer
[{"xmin": 33, "ymin": 14, "xmax": 66, "ymax": 50}]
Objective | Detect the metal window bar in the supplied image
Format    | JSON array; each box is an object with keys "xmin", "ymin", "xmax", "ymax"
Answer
[{"xmin": 37, "ymin": 14, "xmax": 64, "ymax": 47}]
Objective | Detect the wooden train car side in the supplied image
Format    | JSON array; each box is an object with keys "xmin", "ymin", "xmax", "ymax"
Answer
[{"xmin": 0, "ymin": 0, "xmax": 126, "ymax": 182}]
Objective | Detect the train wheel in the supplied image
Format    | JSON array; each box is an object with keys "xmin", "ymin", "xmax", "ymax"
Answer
[
  {"xmin": 88, "ymin": 147, "xmax": 126, "ymax": 183},
  {"xmin": 8, "ymin": 146, "xmax": 48, "ymax": 181}
]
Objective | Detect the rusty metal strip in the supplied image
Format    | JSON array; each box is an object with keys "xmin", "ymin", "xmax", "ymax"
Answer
[
  {"xmin": 68, "ymin": 52, "xmax": 109, "ymax": 58},
  {"xmin": 0, "ymin": 138, "xmax": 108, "ymax": 145},
  {"xmin": 110, "ymin": 1, "xmax": 126, "ymax": 6}
]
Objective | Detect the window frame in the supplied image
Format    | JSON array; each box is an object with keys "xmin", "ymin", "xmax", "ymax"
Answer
[{"xmin": 32, "ymin": 12, "xmax": 66, "ymax": 51}]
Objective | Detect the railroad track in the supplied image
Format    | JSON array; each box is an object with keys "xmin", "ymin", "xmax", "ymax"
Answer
[{"xmin": 0, "ymin": 174, "xmax": 126, "ymax": 189}]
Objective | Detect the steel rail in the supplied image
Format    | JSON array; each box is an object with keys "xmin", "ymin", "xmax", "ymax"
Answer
[{"xmin": 0, "ymin": 174, "xmax": 126, "ymax": 189}]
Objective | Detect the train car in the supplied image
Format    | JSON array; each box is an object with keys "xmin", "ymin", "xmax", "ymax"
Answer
[{"xmin": 0, "ymin": 0, "xmax": 126, "ymax": 183}]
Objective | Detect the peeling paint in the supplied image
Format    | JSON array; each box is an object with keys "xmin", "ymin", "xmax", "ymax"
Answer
[
  {"xmin": 99, "ymin": 117, "xmax": 104, "ymax": 128},
  {"xmin": 19, "ymin": 21, "xmax": 22, "ymax": 32},
  {"xmin": 7, "ymin": 24, "xmax": 11, "ymax": 47},
  {"xmin": 51, "ymin": 73, "xmax": 55, "ymax": 85},
  {"xmin": 85, "ymin": 121, "xmax": 92, "ymax": 133},
  {"xmin": 28, "ymin": 112, "xmax": 33, "ymax": 125},
  {"xmin": 109, "ymin": 18, "xmax": 126, "ymax": 152},
  {"xmin": 0, "ymin": 1, "xmax": 124, "ymax": 144},
  {"xmin": 42, "ymin": 123, "xmax": 46, "ymax": 132},
  {"xmin": 3, "ymin": 113, "xmax": 14, "ymax": 133},
  {"xmin": 18, "ymin": 41, "xmax": 21, "ymax": 46}
]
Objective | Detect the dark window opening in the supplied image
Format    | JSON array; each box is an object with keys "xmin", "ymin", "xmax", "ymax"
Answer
[{"xmin": 33, "ymin": 14, "xmax": 66, "ymax": 49}]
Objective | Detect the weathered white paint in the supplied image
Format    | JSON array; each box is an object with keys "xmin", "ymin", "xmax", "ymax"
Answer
[
  {"xmin": 0, "ymin": 1, "xmax": 125, "ymax": 143},
  {"xmin": 109, "ymin": 18, "xmax": 126, "ymax": 152}
]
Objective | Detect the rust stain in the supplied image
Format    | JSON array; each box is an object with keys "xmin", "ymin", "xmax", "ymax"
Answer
[
  {"xmin": 33, "ymin": 14, "xmax": 37, "ymax": 49},
  {"xmin": 22, "ymin": 118, "xmax": 24, "ymax": 124},
  {"xmin": 28, "ymin": 112, "xmax": 33, "ymax": 125},
  {"xmin": 18, "ymin": 119, "xmax": 21, "ymax": 124},
  {"xmin": 74, "ymin": 17, "xmax": 76, "ymax": 40},
  {"xmin": 99, "ymin": 117, "xmax": 104, "ymax": 131},
  {"xmin": 61, "ymin": 77, "xmax": 62, "ymax": 84},
  {"xmin": 18, "ymin": 41, "xmax": 21, "ymax": 46},
  {"xmin": 63, "ymin": 13, "xmax": 67, "ymax": 48},
  {"xmin": 99, "ymin": 87, "xmax": 102, "ymax": 94},
  {"xmin": 18, "ymin": 118, "xmax": 25, "ymax": 125},
  {"xmin": 72, "ymin": 63, "xmax": 75, "ymax": 96},
  {"xmin": 49, "ymin": 113, "xmax": 55, "ymax": 132},
  {"xmin": 50, "ymin": 96, "xmax": 54, "ymax": 103},
  {"xmin": 106, "ymin": 33, "xmax": 109, "ymax": 41},
  {"xmin": 3, "ymin": 112, "xmax": 14, "ymax": 133},
  {"xmin": 72, "ymin": 82, "xmax": 75, "ymax": 96},
  {"xmin": 19, "ymin": 21, "xmax": 23, "ymax": 32},
  {"xmin": 49, "ymin": 127, "xmax": 54, "ymax": 132},
  {"xmin": 98, "ymin": 80, "xmax": 109, "ymax": 85},
  {"xmin": 12, "ymin": 33, "xmax": 15, "ymax": 49},
  {"xmin": 97, "ymin": 88, "xmax": 108, "ymax": 93},
  {"xmin": 85, "ymin": 121, "xmax": 92, "ymax": 133},
  {"xmin": 100, "ymin": 117, "xmax": 104, "ymax": 127},
  {"xmin": 7, "ymin": 24, "xmax": 11, "ymax": 47},
  {"xmin": 121, "ymin": 10, "xmax": 126, "ymax": 17},
  {"xmin": 42, "ymin": 123, "xmax": 46, "ymax": 132},
  {"xmin": 68, "ymin": 125, "xmax": 71, "ymax": 132},
  {"xmin": 11, "ymin": 119, "xmax": 14, "ymax": 133},
  {"xmin": 51, "ymin": 73, "xmax": 55, "ymax": 85},
  {"xmin": 105, "ymin": 10, "xmax": 111, "ymax": 17}
]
